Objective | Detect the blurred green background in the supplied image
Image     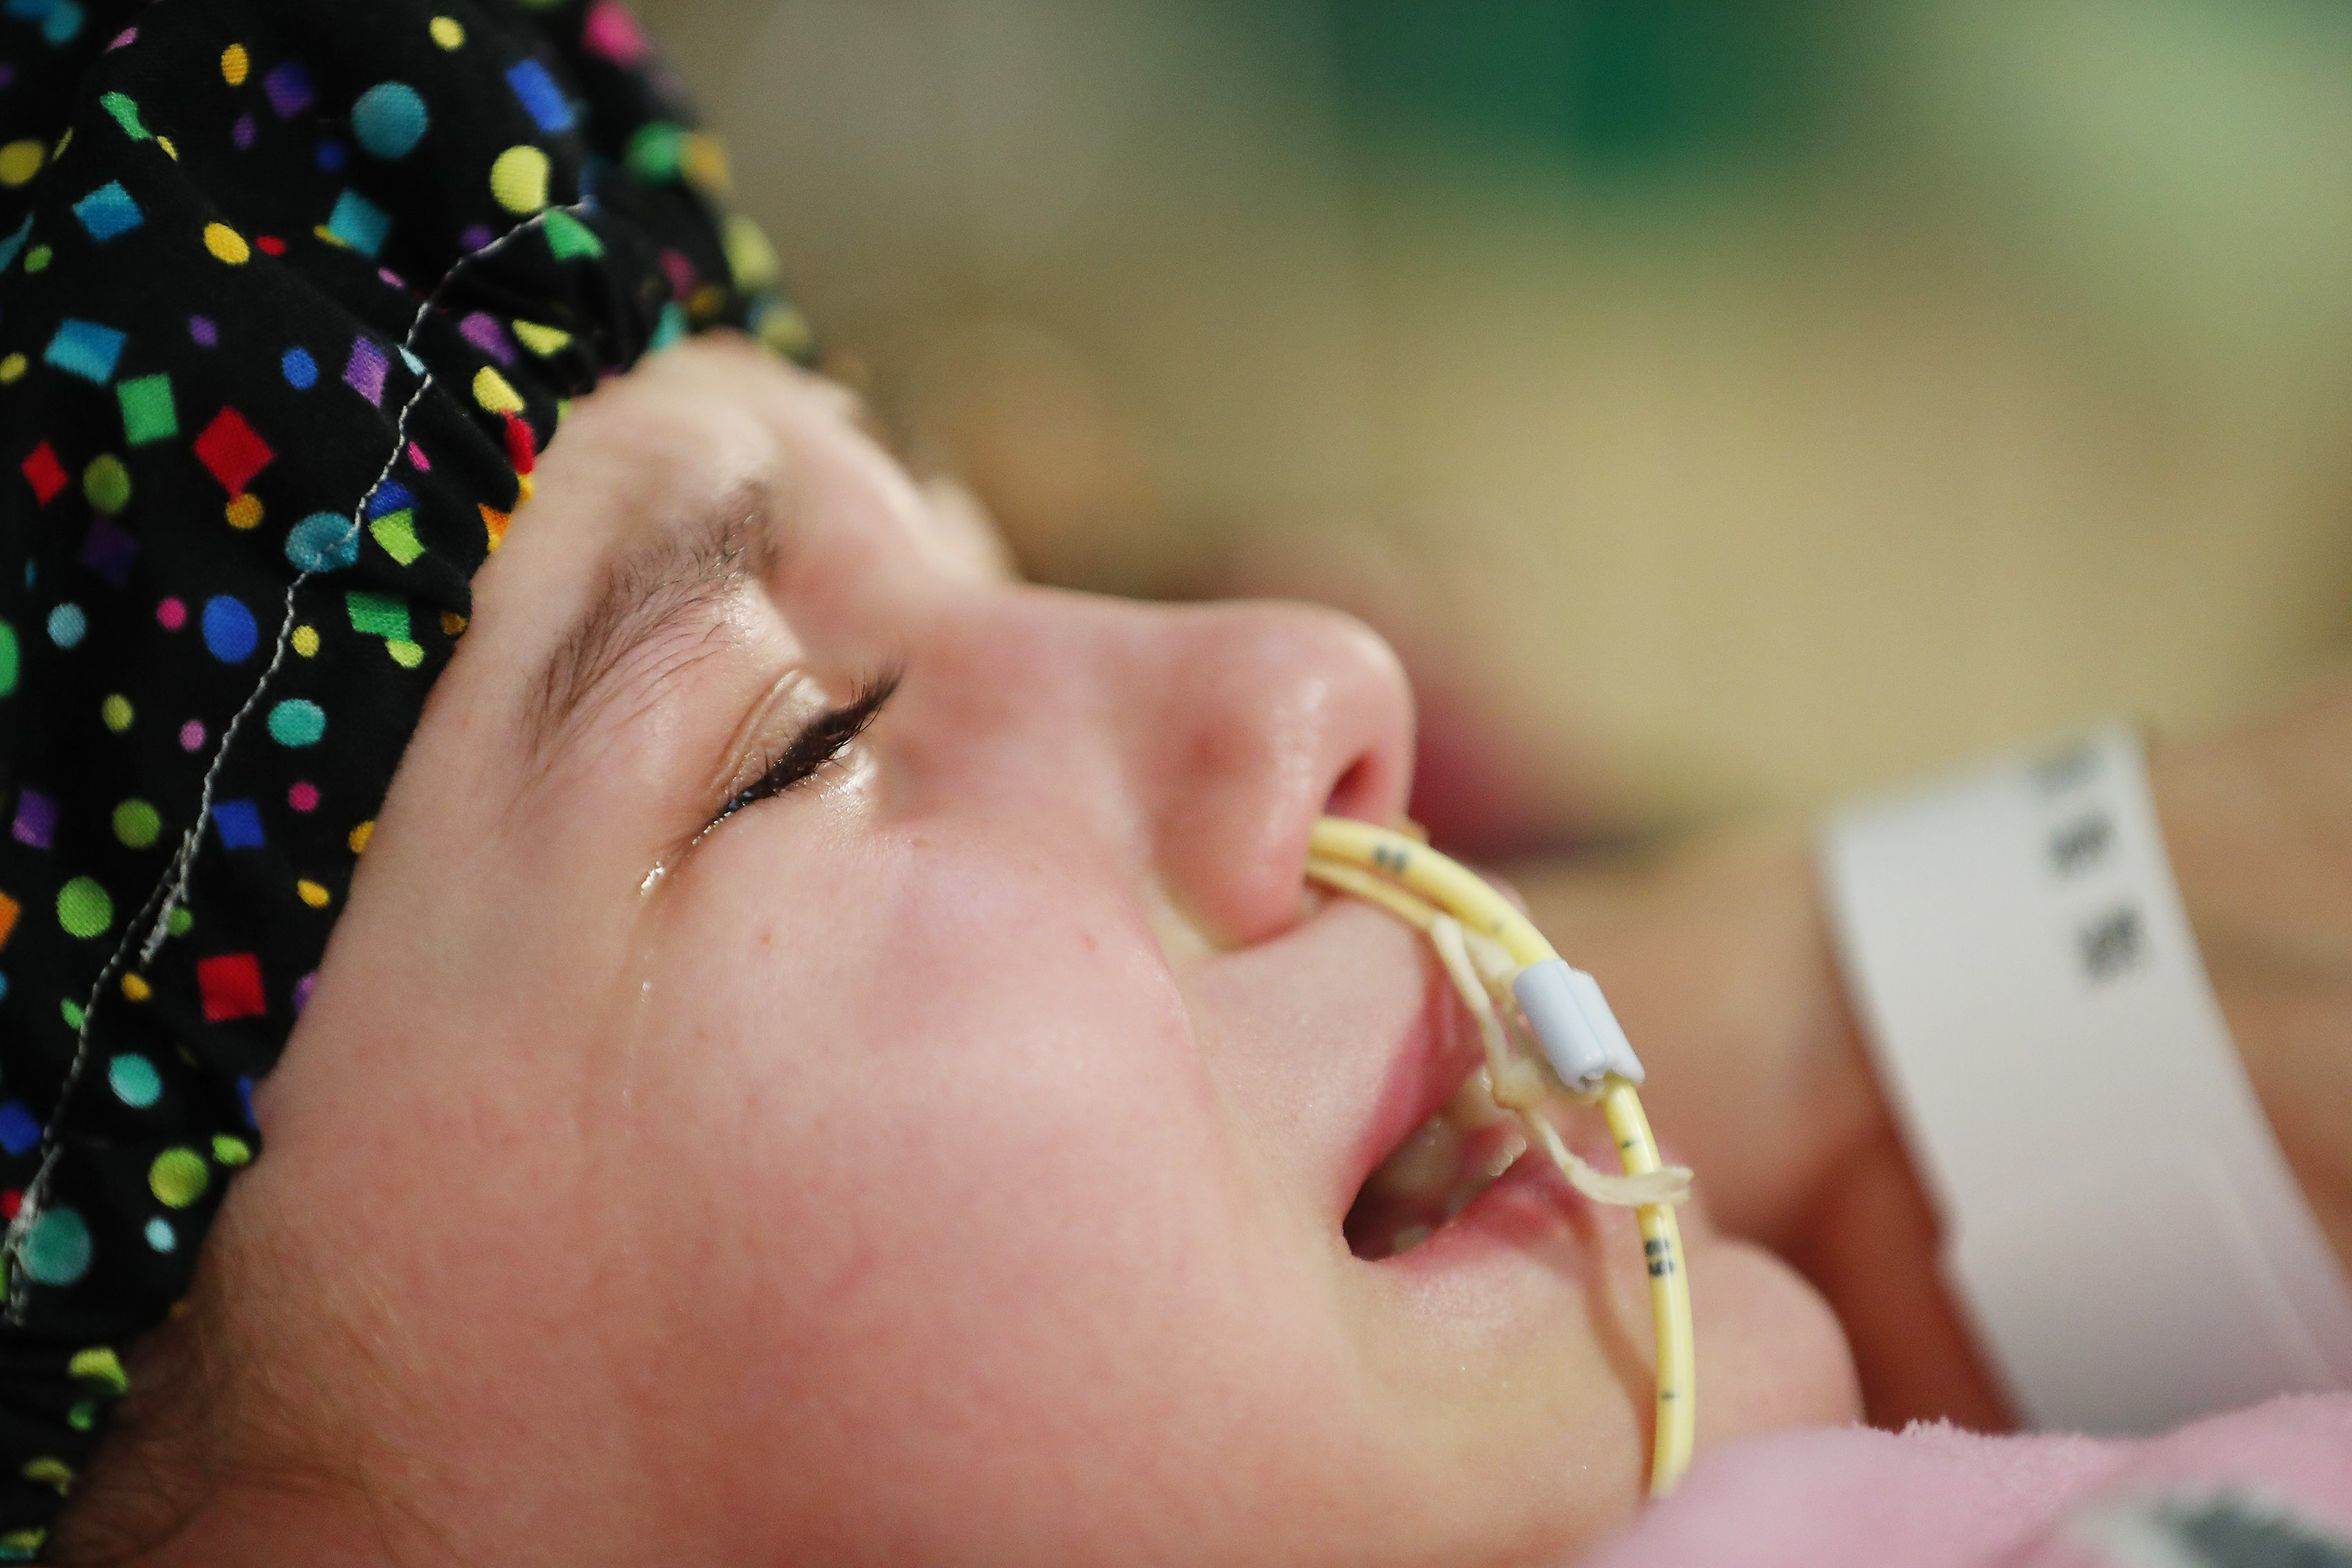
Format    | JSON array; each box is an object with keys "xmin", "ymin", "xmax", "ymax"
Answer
[{"xmin": 640, "ymin": 0, "xmax": 2352, "ymax": 844}]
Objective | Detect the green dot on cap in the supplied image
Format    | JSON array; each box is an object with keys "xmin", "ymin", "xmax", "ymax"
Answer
[
  {"xmin": 624, "ymin": 121, "xmax": 684, "ymax": 181},
  {"xmin": 56, "ymin": 877, "xmax": 112, "ymax": 939},
  {"xmin": 82, "ymin": 455, "xmax": 130, "ymax": 514},
  {"xmin": 113, "ymin": 798, "xmax": 160, "ymax": 848}
]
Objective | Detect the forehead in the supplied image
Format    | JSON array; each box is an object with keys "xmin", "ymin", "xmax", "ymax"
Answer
[{"xmin": 479, "ymin": 338, "xmax": 947, "ymax": 651}]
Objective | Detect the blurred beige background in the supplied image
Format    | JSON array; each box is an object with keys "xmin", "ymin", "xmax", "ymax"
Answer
[{"xmin": 642, "ymin": 0, "xmax": 2352, "ymax": 839}]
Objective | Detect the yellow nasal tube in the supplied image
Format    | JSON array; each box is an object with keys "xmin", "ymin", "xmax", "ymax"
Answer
[{"xmin": 1306, "ymin": 816, "xmax": 1697, "ymax": 1498}]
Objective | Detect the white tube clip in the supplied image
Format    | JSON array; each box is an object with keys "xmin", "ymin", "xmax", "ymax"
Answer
[{"xmin": 1512, "ymin": 958, "xmax": 1645, "ymax": 1093}]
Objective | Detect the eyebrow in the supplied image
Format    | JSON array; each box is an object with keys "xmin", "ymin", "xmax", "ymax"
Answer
[{"xmin": 521, "ymin": 476, "xmax": 791, "ymax": 761}]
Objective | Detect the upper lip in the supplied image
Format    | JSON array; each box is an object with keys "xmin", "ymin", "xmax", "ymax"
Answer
[
  {"xmin": 1332, "ymin": 919, "xmax": 1484, "ymax": 1218},
  {"xmin": 1180, "ymin": 886, "xmax": 1492, "ymax": 1223}
]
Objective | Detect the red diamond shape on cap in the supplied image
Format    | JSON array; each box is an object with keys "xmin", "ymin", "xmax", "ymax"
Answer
[
  {"xmin": 502, "ymin": 412, "xmax": 536, "ymax": 475},
  {"xmin": 20, "ymin": 441, "xmax": 66, "ymax": 505},
  {"xmin": 196, "ymin": 951, "xmax": 267, "ymax": 1021},
  {"xmin": 194, "ymin": 407, "xmax": 274, "ymax": 494}
]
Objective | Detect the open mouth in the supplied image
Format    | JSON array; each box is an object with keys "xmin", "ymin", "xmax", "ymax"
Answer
[{"xmin": 1343, "ymin": 1041, "xmax": 1538, "ymax": 1261}]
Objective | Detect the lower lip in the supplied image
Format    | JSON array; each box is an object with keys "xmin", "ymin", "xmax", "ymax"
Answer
[{"xmin": 1376, "ymin": 1141, "xmax": 1603, "ymax": 1277}]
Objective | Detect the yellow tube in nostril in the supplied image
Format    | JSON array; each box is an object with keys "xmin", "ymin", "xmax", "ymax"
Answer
[{"xmin": 1306, "ymin": 815, "xmax": 1698, "ymax": 1498}]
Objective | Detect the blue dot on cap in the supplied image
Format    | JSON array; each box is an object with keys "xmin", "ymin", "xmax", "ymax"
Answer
[
  {"xmin": 0, "ymin": 1100, "xmax": 39, "ymax": 1157},
  {"xmin": 144, "ymin": 1216, "xmax": 176, "ymax": 1254},
  {"xmin": 351, "ymin": 80, "xmax": 428, "ymax": 160},
  {"xmin": 200, "ymin": 593, "xmax": 258, "ymax": 663},
  {"xmin": 108, "ymin": 1053, "xmax": 161, "ymax": 1108},
  {"xmin": 285, "ymin": 512, "xmax": 359, "ymax": 572},
  {"xmin": 267, "ymin": 698, "xmax": 326, "ymax": 747},
  {"xmin": 281, "ymin": 346, "xmax": 318, "ymax": 389},
  {"xmin": 20, "ymin": 1204, "xmax": 92, "ymax": 1286},
  {"xmin": 46, "ymin": 603, "xmax": 85, "ymax": 648}
]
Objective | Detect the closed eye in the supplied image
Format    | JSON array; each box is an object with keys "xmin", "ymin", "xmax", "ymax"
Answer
[{"xmin": 703, "ymin": 669, "xmax": 901, "ymax": 833}]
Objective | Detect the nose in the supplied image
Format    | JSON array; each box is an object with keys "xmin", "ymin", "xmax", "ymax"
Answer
[{"xmin": 1145, "ymin": 600, "xmax": 1416, "ymax": 947}]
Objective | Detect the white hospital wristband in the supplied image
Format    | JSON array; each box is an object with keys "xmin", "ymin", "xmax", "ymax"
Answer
[{"xmin": 1819, "ymin": 723, "xmax": 2352, "ymax": 1433}]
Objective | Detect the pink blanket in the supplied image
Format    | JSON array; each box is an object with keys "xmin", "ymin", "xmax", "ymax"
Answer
[{"xmin": 1583, "ymin": 1395, "xmax": 2352, "ymax": 1566}]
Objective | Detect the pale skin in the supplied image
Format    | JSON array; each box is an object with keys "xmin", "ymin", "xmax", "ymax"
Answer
[{"xmin": 55, "ymin": 334, "xmax": 2352, "ymax": 1563}]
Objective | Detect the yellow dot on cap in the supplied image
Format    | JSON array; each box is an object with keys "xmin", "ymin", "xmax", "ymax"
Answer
[
  {"xmin": 349, "ymin": 819, "xmax": 375, "ymax": 855},
  {"xmin": 759, "ymin": 304, "xmax": 813, "ymax": 357},
  {"xmin": 0, "ymin": 353, "xmax": 23, "ymax": 383},
  {"xmin": 149, "ymin": 1148, "xmax": 209, "ymax": 1209},
  {"xmin": 722, "ymin": 212, "xmax": 781, "ymax": 290},
  {"xmin": 220, "ymin": 43, "xmax": 248, "ymax": 85},
  {"xmin": 204, "ymin": 222, "xmax": 250, "ymax": 264},
  {"xmin": 224, "ymin": 492, "xmax": 263, "ymax": 530},
  {"xmin": 489, "ymin": 143, "xmax": 549, "ymax": 214},
  {"xmin": 100, "ymin": 694, "xmax": 132, "ymax": 732},
  {"xmin": 67, "ymin": 1348, "xmax": 128, "ymax": 1396},
  {"xmin": 157, "ymin": 136, "xmax": 178, "ymax": 161},
  {"xmin": 387, "ymin": 639, "xmax": 425, "ymax": 669},
  {"xmin": 291, "ymin": 624, "xmax": 320, "ymax": 657},
  {"xmin": 681, "ymin": 131, "xmax": 731, "ymax": 194},
  {"xmin": 0, "ymin": 139, "xmax": 43, "ymax": 186},
  {"xmin": 22, "ymin": 1457, "xmax": 72, "ymax": 1494},
  {"xmin": 472, "ymin": 365, "xmax": 523, "ymax": 415},
  {"xmin": 511, "ymin": 319, "xmax": 571, "ymax": 356},
  {"xmin": 296, "ymin": 878, "xmax": 331, "ymax": 908},
  {"xmin": 429, "ymin": 14, "xmax": 465, "ymax": 48},
  {"xmin": 120, "ymin": 972, "xmax": 151, "ymax": 1002}
]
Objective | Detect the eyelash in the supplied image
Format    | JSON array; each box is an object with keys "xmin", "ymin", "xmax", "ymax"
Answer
[{"xmin": 705, "ymin": 669, "xmax": 902, "ymax": 831}]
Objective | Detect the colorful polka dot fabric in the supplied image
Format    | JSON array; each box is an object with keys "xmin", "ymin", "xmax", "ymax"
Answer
[{"xmin": 0, "ymin": 0, "xmax": 803, "ymax": 1551}]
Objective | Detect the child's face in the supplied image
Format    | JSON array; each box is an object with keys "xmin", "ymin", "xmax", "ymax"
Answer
[{"xmin": 222, "ymin": 337, "xmax": 1856, "ymax": 1564}]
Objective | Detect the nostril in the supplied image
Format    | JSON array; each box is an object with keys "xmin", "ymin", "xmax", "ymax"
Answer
[{"xmin": 1324, "ymin": 752, "xmax": 1384, "ymax": 824}]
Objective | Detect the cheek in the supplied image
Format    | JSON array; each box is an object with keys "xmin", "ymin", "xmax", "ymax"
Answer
[
  {"xmin": 609, "ymin": 823, "xmax": 1365, "ymax": 1551},
  {"xmin": 1688, "ymin": 1234, "xmax": 1862, "ymax": 1445}
]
